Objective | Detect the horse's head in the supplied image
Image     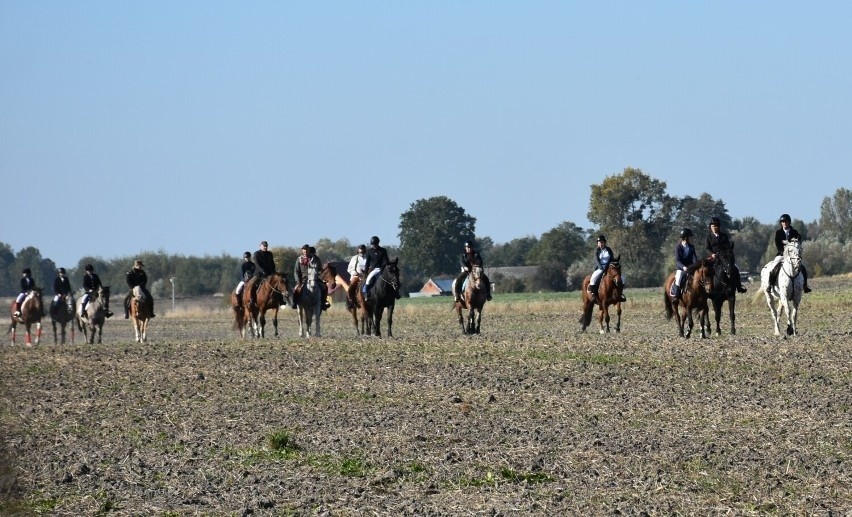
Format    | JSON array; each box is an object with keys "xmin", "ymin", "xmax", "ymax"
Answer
[
  {"xmin": 383, "ymin": 258, "xmax": 401, "ymax": 293},
  {"xmin": 607, "ymin": 256, "xmax": 623, "ymax": 288},
  {"xmin": 783, "ymin": 239, "xmax": 802, "ymax": 271},
  {"xmin": 270, "ymin": 273, "xmax": 291, "ymax": 303},
  {"xmin": 99, "ymin": 286, "xmax": 111, "ymax": 308},
  {"xmin": 321, "ymin": 264, "xmax": 338, "ymax": 289},
  {"xmin": 693, "ymin": 259, "xmax": 715, "ymax": 293},
  {"xmin": 469, "ymin": 265, "xmax": 484, "ymax": 289}
]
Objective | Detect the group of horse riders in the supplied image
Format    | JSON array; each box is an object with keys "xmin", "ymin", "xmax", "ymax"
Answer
[
  {"xmin": 234, "ymin": 236, "xmax": 402, "ymax": 313},
  {"xmin": 667, "ymin": 214, "xmax": 812, "ymax": 300},
  {"xmin": 12, "ymin": 260, "xmax": 155, "ymax": 321}
]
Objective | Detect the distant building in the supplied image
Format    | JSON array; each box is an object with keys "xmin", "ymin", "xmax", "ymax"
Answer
[{"xmin": 412, "ymin": 278, "xmax": 454, "ymax": 298}]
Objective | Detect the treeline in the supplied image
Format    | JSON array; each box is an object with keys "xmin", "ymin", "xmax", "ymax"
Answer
[{"xmin": 2, "ymin": 173, "xmax": 850, "ymax": 296}]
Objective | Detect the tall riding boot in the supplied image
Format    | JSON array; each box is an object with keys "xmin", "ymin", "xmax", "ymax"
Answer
[{"xmin": 803, "ymin": 267, "xmax": 812, "ymax": 293}]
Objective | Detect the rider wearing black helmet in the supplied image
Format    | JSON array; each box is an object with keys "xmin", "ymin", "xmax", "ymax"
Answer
[
  {"xmin": 587, "ymin": 235, "xmax": 627, "ymax": 302},
  {"xmin": 363, "ymin": 236, "xmax": 393, "ymax": 301},
  {"xmin": 768, "ymin": 213, "xmax": 811, "ymax": 293},
  {"xmin": 234, "ymin": 251, "xmax": 256, "ymax": 309},
  {"xmin": 13, "ymin": 268, "xmax": 37, "ymax": 317},
  {"xmin": 51, "ymin": 267, "xmax": 74, "ymax": 319},
  {"xmin": 669, "ymin": 228, "xmax": 697, "ymax": 299},
  {"xmin": 705, "ymin": 216, "xmax": 748, "ymax": 294},
  {"xmin": 81, "ymin": 264, "xmax": 112, "ymax": 318},
  {"xmin": 453, "ymin": 241, "xmax": 492, "ymax": 302}
]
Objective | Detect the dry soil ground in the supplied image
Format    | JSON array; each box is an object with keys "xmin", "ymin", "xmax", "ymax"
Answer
[{"xmin": 2, "ymin": 277, "xmax": 852, "ymax": 515}]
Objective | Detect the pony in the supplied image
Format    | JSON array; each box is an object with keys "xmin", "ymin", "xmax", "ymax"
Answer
[
  {"xmin": 454, "ymin": 264, "xmax": 487, "ymax": 335},
  {"xmin": 8, "ymin": 288, "xmax": 44, "ymax": 346},
  {"xmin": 664, "ymin": 259, "xmax": 715, "ymax": 338},
  {"xmin": 129, "ymin": 285, "xmax": 151, "ymax": 343},
  {"xmin": 364, "ymin": 258, "xmax": 400, "ymax": 338},
  {"xmin": 75, "ymin": 286, "xmax": 111, "ymax": 344},
  {"xmin": 579, "ymin": 256, "xmax": 624, "ymax": 333},
  {"xmin": 51, "ymin": 293, "xmax": 76, "ymax": 344},
  {"xmin": 235, "ymin": 273, "xmax": 291, "ymax": 339},
  {"xmin": 707, "ymin": 248, "xmax": 739, "ymax": 336},
  {"xmin": 344, "ymin": 274, "xmax": 368, "ymax": 336},
  {"xmin": 760, "ymin": 238, "xmax": 804, "ymax": 337},
  {"xmin": 295, "ymin": 266, "xmax": 324, "ymax": 338}
]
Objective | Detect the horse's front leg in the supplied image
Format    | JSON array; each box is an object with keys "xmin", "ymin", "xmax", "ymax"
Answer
[
  {"xmin": 598, "ymin": 303, "xmax": 609, "ymax": 334},
  {"xmin": 259, "ymin": 313, "xmax": 266, "ymax": 338},
  {"xmin": 314, "ymin": 305, "xmax": 322, "ymax": 338},
  {"xmin": 457, "ymin": 305, "xmax": 466, "ymax": 334},
  {"xmin": 272, "ymin": 312, "xmax": 279, "ymax": 338},
  {"xmin": 386, "ymin": 305, "xmax": 394, "ymax": 338},
  {"xmin": 614, "ymin": 303, "xmax": 621, "ymax": 333},
  {"xmin": 728, "ymin": 296, "xmax": 736, "ymax": 335}
]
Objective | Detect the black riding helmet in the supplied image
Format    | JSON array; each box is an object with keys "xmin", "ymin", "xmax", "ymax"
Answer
[
  {"xmin": 779, "ymin": 213, "xmax": 791, "ymax": 223},
  {"xmin": 709, "ymin": 216, "xmax": 721, "ymax": 227},
  {"xmin": 464, "ymin": 241, "xmax": 473, "ymax": 248},
  {"xmin": 597, "ymin": 235, "xmax": 607, "ymax": 243},
  {"xmin": 22, "ymin": 268, "xmax": 31, "ymax": 275},
  {"xmin": 680, "ymin": 228, "xmax": 694, "ymax": 239},
  {"xmin": 85, "ymin": 264, "xmax": 94, "ymax": 272},
  {"xmin": 243, "ymin": 251, "xmax": 251, "ymax": 259},
  {"xmin": 370, "ymin": 236, "xmax": 380, "ymax": 246}
]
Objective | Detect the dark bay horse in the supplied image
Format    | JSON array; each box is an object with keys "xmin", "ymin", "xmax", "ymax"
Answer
[
  {"xmin": 76, "ymin": 286, "xmax": 111, "ymax": 344},
  {"xmin": 580, "ymin": 257, "xmax": 624, "ymax": 333},
  {"xmin": 295, "ymin": 267, "xmax": 324, "ymax": 338},
  {"xmin": 52, "ymin": 293, "xmax": 76, "ymax": 344},
  {"xmin": 236, "ymin": 273, "xmax": 290, "ymax": 338},
  {"xmin": 365, "ymin": 258, "xmax": 400, "ymax": 338},
  {"xmin": 708, "ymin": 249, "xmax": 738, "ymax": 336},
  {"xmin": 8, "ymin": 288, "xmax": 44, "ymax": 345},
  {"xmin": 664, "ymin": 259, "xmax": 714, "ymax": 338},
  {"xmin": 454, "ymin": 265, "xmax": 487, "ymax": 334},
  {"xmin": 130, "ymin": 286, "xmax": 151, "ymax": 343}
]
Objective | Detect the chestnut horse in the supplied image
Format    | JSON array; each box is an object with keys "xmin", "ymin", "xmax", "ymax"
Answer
[
  {"xmin": 664, "ymin": 259, "xmax": 715, "ymax": 338},
  {"xmin": 580, "ymin": 257, "xmax": 624, "ymax": 333},
  {"xmin": 344, "ymin": 275, "xmax": 368, "ymax": 336},
  {"xmin": 8, "ymin": 288, "xmax": 44, "ymax": 345},
  {"xmin": 454, "ymin": 265, "xmax": 487, "ymax": 335},
  {"xmin": 364, "ymin": 258, "xmax": 400, "ymax": 338},
  {"xmin": 234, "ymin": 273, "xmax": 291, "ymax": 339},
  {"xmin": 75, "ymin": 286, "xmax": 111, "ymax": 344},
  {"xmin": 130, "ymin": 286, "xmax": 151, "ymax": 343},
  {"xmin": 51, "ymin": 293, "xmax": 76, "ymax": 344}
]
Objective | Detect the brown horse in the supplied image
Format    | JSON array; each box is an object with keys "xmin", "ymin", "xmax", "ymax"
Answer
[
  {"xmin": 664, "ymin": 259, "xmax": 715, "ymax": 338},
  {"xmin": 580, "ymin": 257, "xmax": 624, "ymax": 333},
  {"xmin": 51, "ymin": 293, "xmax": 76, "ymax": 344},
  {"xmin": 455, "ymin": 265, "xmax": 488, "ymax": 334},
  {"xmin": 8, "ymin": 288, "xmax": 44, "ymax": 345},
  {"xmin": 76, "ymin": 286, "xmax": 111, "ymax": 344},
  {"xmin": 236, "ymin": 273, "xmax": 291, "ymax": 338},
  {"xmin": 344, "ymin": 275, "xmax": 368, "ymax": 336},
  {"xmin": 130, "ymin": 286, "xmax": 151, "ymax": 343}
]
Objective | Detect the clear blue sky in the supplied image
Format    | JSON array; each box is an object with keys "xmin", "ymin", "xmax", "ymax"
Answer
[{"xmin": 2, "ymin": 2, "xmax": 850, "ymax": 268}]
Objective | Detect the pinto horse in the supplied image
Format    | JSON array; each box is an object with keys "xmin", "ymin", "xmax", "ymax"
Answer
[
  {"xmin": 76, "ymin": 286, "xmax": 111, "ymax": 344},
  {"xmin": 454, "ymin": 265, "xmax": 487, "ymax": 335},
  {"xmin": 580, "ymin": 257, "xmax": 624, "ymax": 333},
  {"xmin": 760, "ymin": 238, "xmax": 804, "ymax": 337},
  {"xmin": 129, "ymin": 286, "xmax": 151, "ymax": 343},
  {"xmin": 664, "ymin": 259, "xmax": 714, "ymax": 338},
  {"xmin": 51, "ymin": 293, "xmax": 76, "ymax": 344},
  {"xmin": 708, "ymin": 249, "xmax": 739, "ymax": 336},
  {"xmin": 235, "ymin": 273, "xmax": 290, "ymax": 339},
  {"xmin": 364, "ymin": 258, "xmax": 400, "ymax": 338},
  {"xmin": 8, "ymin": 288, "xmax": 44, "ymax": 345}
]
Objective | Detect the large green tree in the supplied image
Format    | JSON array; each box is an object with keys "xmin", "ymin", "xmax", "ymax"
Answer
[
  {"xmin": 587, "ymin": 168, "xmax": 676, "ymax": 287},
  {"xmin": 488, "ymin": 236, "xmax": 538, "ymax": 267},
  {"xmin": 398, "ymin": 196, "xmax": 476, "ymax": 277},
  {"xmin": 526, "ymin": 221, "xmax": 586, "ymax": 271},
  {"xmin": 818, "ymin": 187, "xmax": 852, "ymax": 244}
]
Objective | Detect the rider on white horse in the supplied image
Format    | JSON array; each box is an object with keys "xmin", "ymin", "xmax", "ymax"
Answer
[{"xmin": 767, "ymin": 213, "xmax": 812, "ymax": 294}]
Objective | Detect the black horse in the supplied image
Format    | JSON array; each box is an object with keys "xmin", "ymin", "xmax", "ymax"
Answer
[
  {"xmin": 365, "ymin": 258, "xmax": 400, "ymax": 338},
  {"xmin": 707, "ymin": 249, "xmax": 739, "ymax": 335}
]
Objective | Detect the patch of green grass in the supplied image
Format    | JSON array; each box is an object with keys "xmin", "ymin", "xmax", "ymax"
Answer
[
  {"xmin": 267, "ymin": 430, "xmax": 301, "ymax": 454},
  {"xmin": 338, "ymin": 456, "xmax": 368, "ymax": 477}
]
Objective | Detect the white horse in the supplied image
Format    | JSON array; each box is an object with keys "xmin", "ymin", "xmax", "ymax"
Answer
[{"xmin": 760, "ymin": 238, "xmax": 804, "ymax": 336}]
